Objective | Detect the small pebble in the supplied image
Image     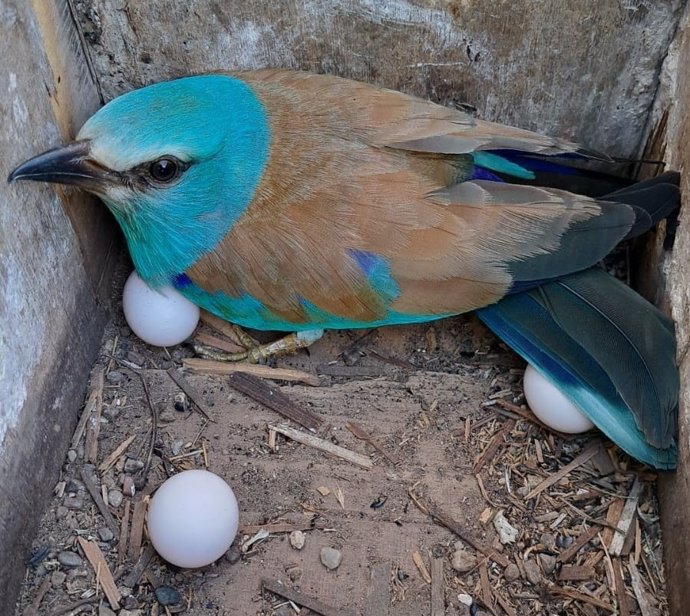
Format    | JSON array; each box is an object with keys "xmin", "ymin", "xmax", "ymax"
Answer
[
  {"xmin": 121, "ymin": 594, "xmax": 139, "ymax": 610},
  {"xmin": 493, "ymin": 511, "xmax": 518, "ymax": 544},
  {"xmin": 55, "ymin": 506, "xmax": 68, "ymax": 519},
  {"xmin": 66, "ymin": 567, "xmax": 89, "ymax": 584},
  {"xmin": 103, "ymin": 405, "xmax": 121, "ymax": 421},
  {"xmin": 51, "ymin": 570, "xmax": 67, "ymax": 588},
  {"xmin": 155, "ymin": 585, "xmax": 183, "ymax": 606},
  {"xmin": 539, "ymin": 553, "xmax": 557, "ymax": 575},
  {"xmin": 63, "ymin": 497, "xmax": 84, "ymax": 511},
  {"xmin": 108, "ymin": 489, "xmax": 124, "ymax": 508},
  {"xmin": 98, "ymin": 527, "xmax": 115, "ymax": 542},
  {"xmin": 430, "ymin": 543, "xmax": 445, "ymax": 558},
  {"xmin": 286, "ymin": 566, "xmax": 303, "ymax": 581},
  {"xmin": 66, "ymin": 568, "xmax": 88, "ymax": 583},
  {"xmin": 106, "ymin": 370, "xmax": 124, "ymax": 384},
  {"xmin": 451, "ymin": 546, "xmax": 477, "ymax": 573},
  {"xmin": 98, "ymin": 604, "xmax": 117, "ymax": 616},
  {"xmin": 34, "ymin": 564, "xmax": 48, "ymax": 577},
  {"xmin": 457, "ymin": 593, "xmax": 473, "ymax": 606},
  {"xmin": 127, "ymin": 350, "xmax": 144, "ymax": 365},
  {"xmin": 120, "ymin": 326, "xmax": 132, "ymax": 337},
  {"xmin": 158, "ymin": 410, "xmax": 177, "ymax": 424},
  {"xmin": 504, "ymin": 563, "xmax": 520, "ymax": 582},
  {"xmin": 289, "ymin": 530, "xmax": 306, "ymax": 550},
  {"xmin": 274, "ymin": 606, "xmax": 292, "ymax": 616},
  {"xmin": 123, "ymin": 475, "xmax": 136, "ymax": 497},
  {"xmin": 66, "ymin": 450, "xmax": 78, "ymax": 463},
  {"xmin": 456, "ymin": 604, "xmax": 472, "ymax": 616},
  {"xmin": 225, "ymin": 546, "xmax": 241, "ymax": 564},
  {"xmin": 539, "ymin": 533, "xmax": 556, "ymax": 551},
  {"xmin": 320, "ymin": 546, "xmax": 342, "ymax": 570},
  {"xmin": 65, "ymin": 479, "xmax": 83, "ymax": 494},
  {"xmin": 123, "ymin": 458, "xmax": 144, "ymax": 473},
  {"xmin": 523, "ymin": 558, "xmax": 542, "ymax": 584},
  {"xmin": 57, "ymin": 551, "xmax": 83, "ymax": 568},
  {"xmin": 171, "ymin": 440, "xmax": 185, "ymax": 456},
  {"xmin": 173, "ymin": 393, "xmax": 189, "ymax": 413}
]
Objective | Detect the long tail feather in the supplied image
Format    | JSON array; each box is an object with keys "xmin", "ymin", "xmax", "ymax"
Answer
[
  {"xmin": 475, "ymin": 149, "xmax": 680, "ymax": 231},
  {"xmin": 477, "ymin": 268, "xmax": 678, "ymax": 469}
]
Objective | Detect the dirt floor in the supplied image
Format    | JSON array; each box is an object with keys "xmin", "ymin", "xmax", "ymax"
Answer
[{"xmin": 14, "ymin": 267, "xmax": 667, "ymax": 616}]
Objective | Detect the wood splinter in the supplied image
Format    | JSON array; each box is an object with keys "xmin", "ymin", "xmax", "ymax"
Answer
[
  {"xmin": 270, "ymin": 424, "xmax": 373, "ymax": 469},
  {"xmin": 262, "ymin": 577, "xmax": 356, "ymax": 616},
  {"xmin": 225, "ymin": 371, "xmax": 324, "ymax": 431},
  {"xmin": 408, "ymin": 485, "xmax": 509, "ymax": 567},
  {"xmin": 77, "ymin": 537, "xmax": 121, "ymax": 610}
]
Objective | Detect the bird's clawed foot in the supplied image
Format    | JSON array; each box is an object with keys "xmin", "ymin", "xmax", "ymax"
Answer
[{"xmin": 192, "ymin": 328, "xmax": 325, "ymax": 363}]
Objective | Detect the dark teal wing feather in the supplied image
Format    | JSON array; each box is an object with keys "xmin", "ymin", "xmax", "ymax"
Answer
[{"xmin": 477, "ymin": 268, "xmax": 678, "ymax": 469}]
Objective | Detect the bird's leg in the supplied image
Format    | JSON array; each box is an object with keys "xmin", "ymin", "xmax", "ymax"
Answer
[
  {"xmin": 229, "ymin": 323, "xmax": 261, "ymax": 350},
  {"xmin": 193, "ymin": 328, "xmax": 325, "ymax": 363}
]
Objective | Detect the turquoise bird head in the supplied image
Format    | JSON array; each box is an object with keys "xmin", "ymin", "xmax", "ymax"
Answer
[{"xmin": 8, "ymin": 75, "xmax": 270, "ymax": 287}]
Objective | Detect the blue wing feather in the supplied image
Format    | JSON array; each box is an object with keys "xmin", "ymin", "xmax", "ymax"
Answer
[{"xmin": 477, "ymin": 268, "xmax": 678, "ymax": 469}]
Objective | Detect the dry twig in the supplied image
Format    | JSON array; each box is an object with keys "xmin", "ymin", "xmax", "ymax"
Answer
[
  {"xmin": 227, "ymin": 372, "xmax": 323, "ymax": 431},
  {"xmin": 194, "ymin": 331, "xmax": 246, "ymax": 354},
  {"xmin": 524, "ymin": 442, "xmax": 601, "ymax": 500},
  {"xmin": 473, "ymin": 418, "xmax": 516, "ymax": 473},
  {"xmin": 99, "ymin": 435, "xmax": 136, "ymax": 473},
  {"xmin": 80, "ymin": 468, "xmax": 119, "ymax": 536},
  {"xmin": 346, "ymin": 421, "xmax": 401, "ymax": 465},
  {"xmin": 628, "ymin": 555, "xmax": 655, "ymax": 616},
  {"xmin": 430, "ymin": 557, "xmax": 445, "ymax": 616},
  {"xmin": 610, "ymin": 477, "xmax": 643, "ymax": 556},
  {"xmin": 270, "ymin": 424, "xmax": 372, "ymax": 469},
  {"xmin": 23, "ymin": 576, "xmax": 51, "ymax": 616},
  {"xmin": 408, "ymin": 485, "xmax": 509, "ymax": 567},
  {"xmin": 128, "ymin": 498, "xmax": 147, "ymax": 561},
  {"xmin": 557, "ymin": 525, "xmax": 601, "ymax": 563},
  {"xmin": 412, "ymin": 551, "xmax": 431, "ymax": 584},
  {"xmin": 118, "ymin": 500, "xmax": 131, "ymax": 564},
  {"xmin": 71, "ymin": 369, "xmax": 104, "ymax": 451},
  {"xmin": 77, "ymin": 537, "xmax": 121, "ymax": 609},
  {"xmin": 262, "ymin": 578, "xmax": 356, "ymax": 616},
  {"xmin": 184, "ymin": 357, "xmax": 320, "ymax": 386},
  {"xmin": 123, "ymin": 545, "xmax": 156, "ymax": 588}
]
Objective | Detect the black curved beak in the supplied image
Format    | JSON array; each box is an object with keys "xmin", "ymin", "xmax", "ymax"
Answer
[{"xmin": 8, "ymin": 140, "xmax": 113, "ymax": 192}]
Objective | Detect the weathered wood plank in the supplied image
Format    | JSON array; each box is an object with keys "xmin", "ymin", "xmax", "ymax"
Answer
[
  {"xmin": 657, "ymin": 9, "xmax": 690, "ymax": 616},
  {"xmin": 76, "ymin": 0, "xmax": 683, "ymax": 157},
  {"xmin": 0, "ymin": 2, "xmax": 109, "ymax": 614}
]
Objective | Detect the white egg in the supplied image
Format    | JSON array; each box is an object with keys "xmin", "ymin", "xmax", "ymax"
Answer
[
  {"xmin": 523, "ymin": 364, "xmax": 595, "ymax": 434},
  {"xmin": 122, "ymin": 271, "xmax": 199, "ymax": 347},
  {"xmin": 147, "ymin": 470, "xmax": 240, "ymax": 568}
]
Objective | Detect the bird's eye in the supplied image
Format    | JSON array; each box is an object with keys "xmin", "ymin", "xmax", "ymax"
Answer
[{"xmin": 149, "ymin": 158, "xmax": 180, "ymax": 183}]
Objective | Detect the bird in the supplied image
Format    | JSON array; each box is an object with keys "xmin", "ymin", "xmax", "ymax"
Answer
[{"xmin": 8, "ymin": 69, "xmax": 680, "ymax": 466}]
